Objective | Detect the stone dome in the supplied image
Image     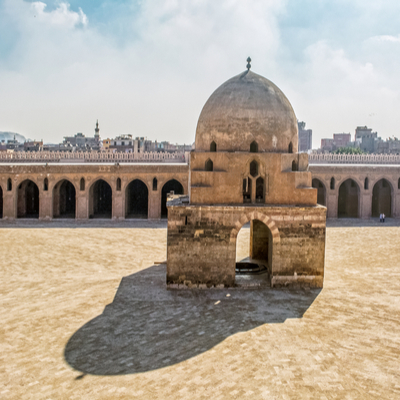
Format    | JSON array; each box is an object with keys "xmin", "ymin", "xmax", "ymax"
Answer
[{"xmin": 195, "ymin": 69, "xmax": 298, "ymax": 153}]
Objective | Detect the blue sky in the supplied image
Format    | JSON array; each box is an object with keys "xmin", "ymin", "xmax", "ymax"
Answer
[{"xmin": 1, "ymin": 0, "xmax": 400, "ymax": 147}]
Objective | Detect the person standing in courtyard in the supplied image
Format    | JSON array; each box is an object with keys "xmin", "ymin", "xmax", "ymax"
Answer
[{"xmin": 382, "ymin": 213, "xmax": 385, "ymax": 222}]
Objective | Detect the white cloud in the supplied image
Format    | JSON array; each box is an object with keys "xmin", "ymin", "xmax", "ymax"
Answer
[
  {"xmin": 0, "ymin": 0, "xmax": 287, "ymax": 143},
  {"xmin": 368, "ymin": 34, "xmax": 400, "ymax": 43},
  {"xmin": 31, "ymin": 2, "xmax": 88, "ymax": 28},
  {"xmin": 1, "ymin": 0, "xmax": 400, "ymax": 148}
]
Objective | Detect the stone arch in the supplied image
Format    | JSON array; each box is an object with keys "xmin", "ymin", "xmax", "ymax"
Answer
[
  {"xmin": 125, "ymin": 179, "xmax": 148, "ymax": 219},
  {"xmin": 89, "ymin": 178, "xmax": 112, "ymax": 219},
  {"xmin": 372, "ymin": 178, "xmax": 392, "ymax": 217},
  {"xmin": 17, "ymin": 179, "xmax": 39, "ymax": 218},
  {"xmin": 53, "ymin": 179, "xmax": 76, "ymax": 218},
  {"xmin": 161, "ymin": 179, "xmax": 184, "ymax": 218},
  {"xmin": 288, "ymin": 142, "xmax": 293, "ymax": 153},
  {"xmin": 210, "ymin": 141, "xmax": 217, "ymax": 152},
  {"xmin": 338, "ymin": 178, "xmax": 360, "ymax": 218},
  {"xmin": 230, "ymin": 212, "xmax": 280, "ymax": 244},
  {"xmin": 312, "ymin": 178, "xmax": 326, "ymax": 206}
]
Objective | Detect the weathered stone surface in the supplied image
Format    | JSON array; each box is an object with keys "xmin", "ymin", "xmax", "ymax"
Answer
[{"xmin": 167, "ymin": 202, "xmax": 326, "ymax": 288}]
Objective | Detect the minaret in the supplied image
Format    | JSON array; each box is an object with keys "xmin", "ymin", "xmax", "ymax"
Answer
[{"xmin": 94, "ymin": 120, "xmax": 100, "ymax": 144}]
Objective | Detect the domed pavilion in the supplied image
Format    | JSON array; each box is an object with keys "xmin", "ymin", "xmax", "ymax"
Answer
[{"xmin": 166, "ymin": 60, "xmax": 326, "ymax": 288}]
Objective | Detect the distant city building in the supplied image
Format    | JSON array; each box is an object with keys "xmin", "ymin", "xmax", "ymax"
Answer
[
  {"xmin": 355, "ymin": 126, "xmax": 378, "ymax": 153},
  {"xmin": 298, "ymin": 121, "xmax": 312, "ymax": 152},
  {"xmin": 24, "ymin": 140, "xmax": 43, "ymax": 152},
  {"xmin": 321, "ymin": 133, "xmax": 351, "ymax": 152}
]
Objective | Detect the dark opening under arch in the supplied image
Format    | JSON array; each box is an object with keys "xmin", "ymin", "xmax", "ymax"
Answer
[
  {"xmin": 17, "ymin": 179, "xmax": 39, "ymax": 218},
  {"xmin": 372, "ymin": 179, "xmax": 392, "ymax": 217},
  {"xmin": 0, "ymin": 185, "xmax": 3, "ymax": 219},
  {"xmin": 312, "ymin": 179, "xmax": 326, "ymax": 206},
  {"xmin": 256, "ymin": 177, "xmax": 264, "ymax": 202},
  {"xmin": 235, "ymin": 219, "xmax": 272, "ymax": 280},
  {"xmin": 126, "ymin": 179, "xmax": 148, "ymax": 219},
  {"xmin": 89, "ymin": 179, "xmax": 112, "ymax": 219},
  {"xmin": 161, "ymin": 179, "xmax": 183, "ymax": 218},
  {"xmin": 53, "ymin": 180, "xmax": 76, "ymax": 218},
  {"xmin": 250, "ymin": 141, "xmax": 258, "ymax": 153},
  {"xmin": 338, "ymin": 179, "xmax": 359, "ymax": 218}
]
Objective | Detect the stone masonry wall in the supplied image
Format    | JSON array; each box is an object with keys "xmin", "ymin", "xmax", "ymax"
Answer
[{"xmin": 167, "ymin": 202, "xmax": 326, "ymax": 288}]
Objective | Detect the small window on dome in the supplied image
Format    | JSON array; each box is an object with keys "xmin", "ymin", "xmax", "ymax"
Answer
[
  {"xmin": 205, "ymin": 159, "xmax": 213, "ymax": 171},
  {"xmin": 250, "ymin": 141, "xmax": 258, "ymax": 153},
  {"xmin": 288, "ymin": 142, "xmax": 293, "ymax": 153},
  {"xmin": 210, "ymin": 141, "xmax": 217, "ymax": 152},
  {"xmin": 292, "ymin": 160, "xmax": 298, "ymax": 171}
]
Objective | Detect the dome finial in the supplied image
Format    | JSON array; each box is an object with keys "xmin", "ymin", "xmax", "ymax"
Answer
[{"xmin": 246, "ymin": 57, "xmax": 251, "ymax": 70}]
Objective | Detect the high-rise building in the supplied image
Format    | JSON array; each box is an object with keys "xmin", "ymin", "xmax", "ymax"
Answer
[{"xmin": 298, "ymin": 121, "xmax": 312, "ymax": 152}]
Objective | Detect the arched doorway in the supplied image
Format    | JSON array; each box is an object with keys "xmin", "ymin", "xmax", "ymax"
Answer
[
  {"xmin": 0, "ymin": 185, "xmax": 3, "ymax": 219},
  {"xmin": 17, "ymin": 179, "xmax": 39, "ymax": 218},
  {"xmin": 89, "ymin": 179, "xmax": 112, "ymax": 219},
  {"xmin": 53, "ymin": 180, "xmax": 76, "ymax": 218},
  {"xmin": 312, "ymin": 179, "xmax": 326, "ymax": 206},
  {"xmin": 372, "ymin": 179, "xmax": 392, "ymax": 217},
  {"xmin": 236, "ymin": 219, "xmax": 271, "ymax": 281},
  {"xmin": 125, "ymin": 179, "xmax": 148, "ymax": 218},
  {"xmin": 161, "ymin": 179, "xmax": 183, "ymax": 218},
  {"xmin": 338, "ymin": 179, "xmax": 359, "ymax": 218}
]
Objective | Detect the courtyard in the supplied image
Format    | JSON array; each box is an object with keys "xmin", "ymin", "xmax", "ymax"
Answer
[{"xmin": 1, "ymin": 220, "xmax": 399, "ymax": 399}]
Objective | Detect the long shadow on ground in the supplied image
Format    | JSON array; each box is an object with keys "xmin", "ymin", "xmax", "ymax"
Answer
[{"xmin": 64, "ymin": 265, "xmax": 321, "ymax": 376}]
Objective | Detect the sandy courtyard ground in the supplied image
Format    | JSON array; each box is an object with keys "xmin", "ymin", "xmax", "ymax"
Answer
[{"xmin": 1, "ymin": 219, "xmax": 399, "ymax": 399}]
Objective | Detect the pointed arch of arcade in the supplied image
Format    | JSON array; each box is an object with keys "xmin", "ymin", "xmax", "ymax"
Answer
[
  {"xmin": 89, "ymin": 178, "xmax": 113, "ymax": 219},
  {"xmin": 52, "ymin": 178, "xmax": 77, "ymax": 218},
  {"xmin": 312, "ymin": 178, "xmax": 326, "ymax": 206},
  {"xmin": 125, "ymin": 179, "xmax": 149, "ymax": 219},
  {"xmin": 338, "ymin": 178, "xmax": 360, "ymax": 218},
  {"xmin": 230, "ymin": 212, "xmax": 280, "ymax": 244},
  {"xmin": 161, "ymin": 179, "xmax": 184, "ymax": 218},
  {"xmin": 372, "ymin": 178, "xmax": 393, "ymax": 217},
  {"xmin": 17, "ymin": 179, "xmax": 40, "ymax": 218}
]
